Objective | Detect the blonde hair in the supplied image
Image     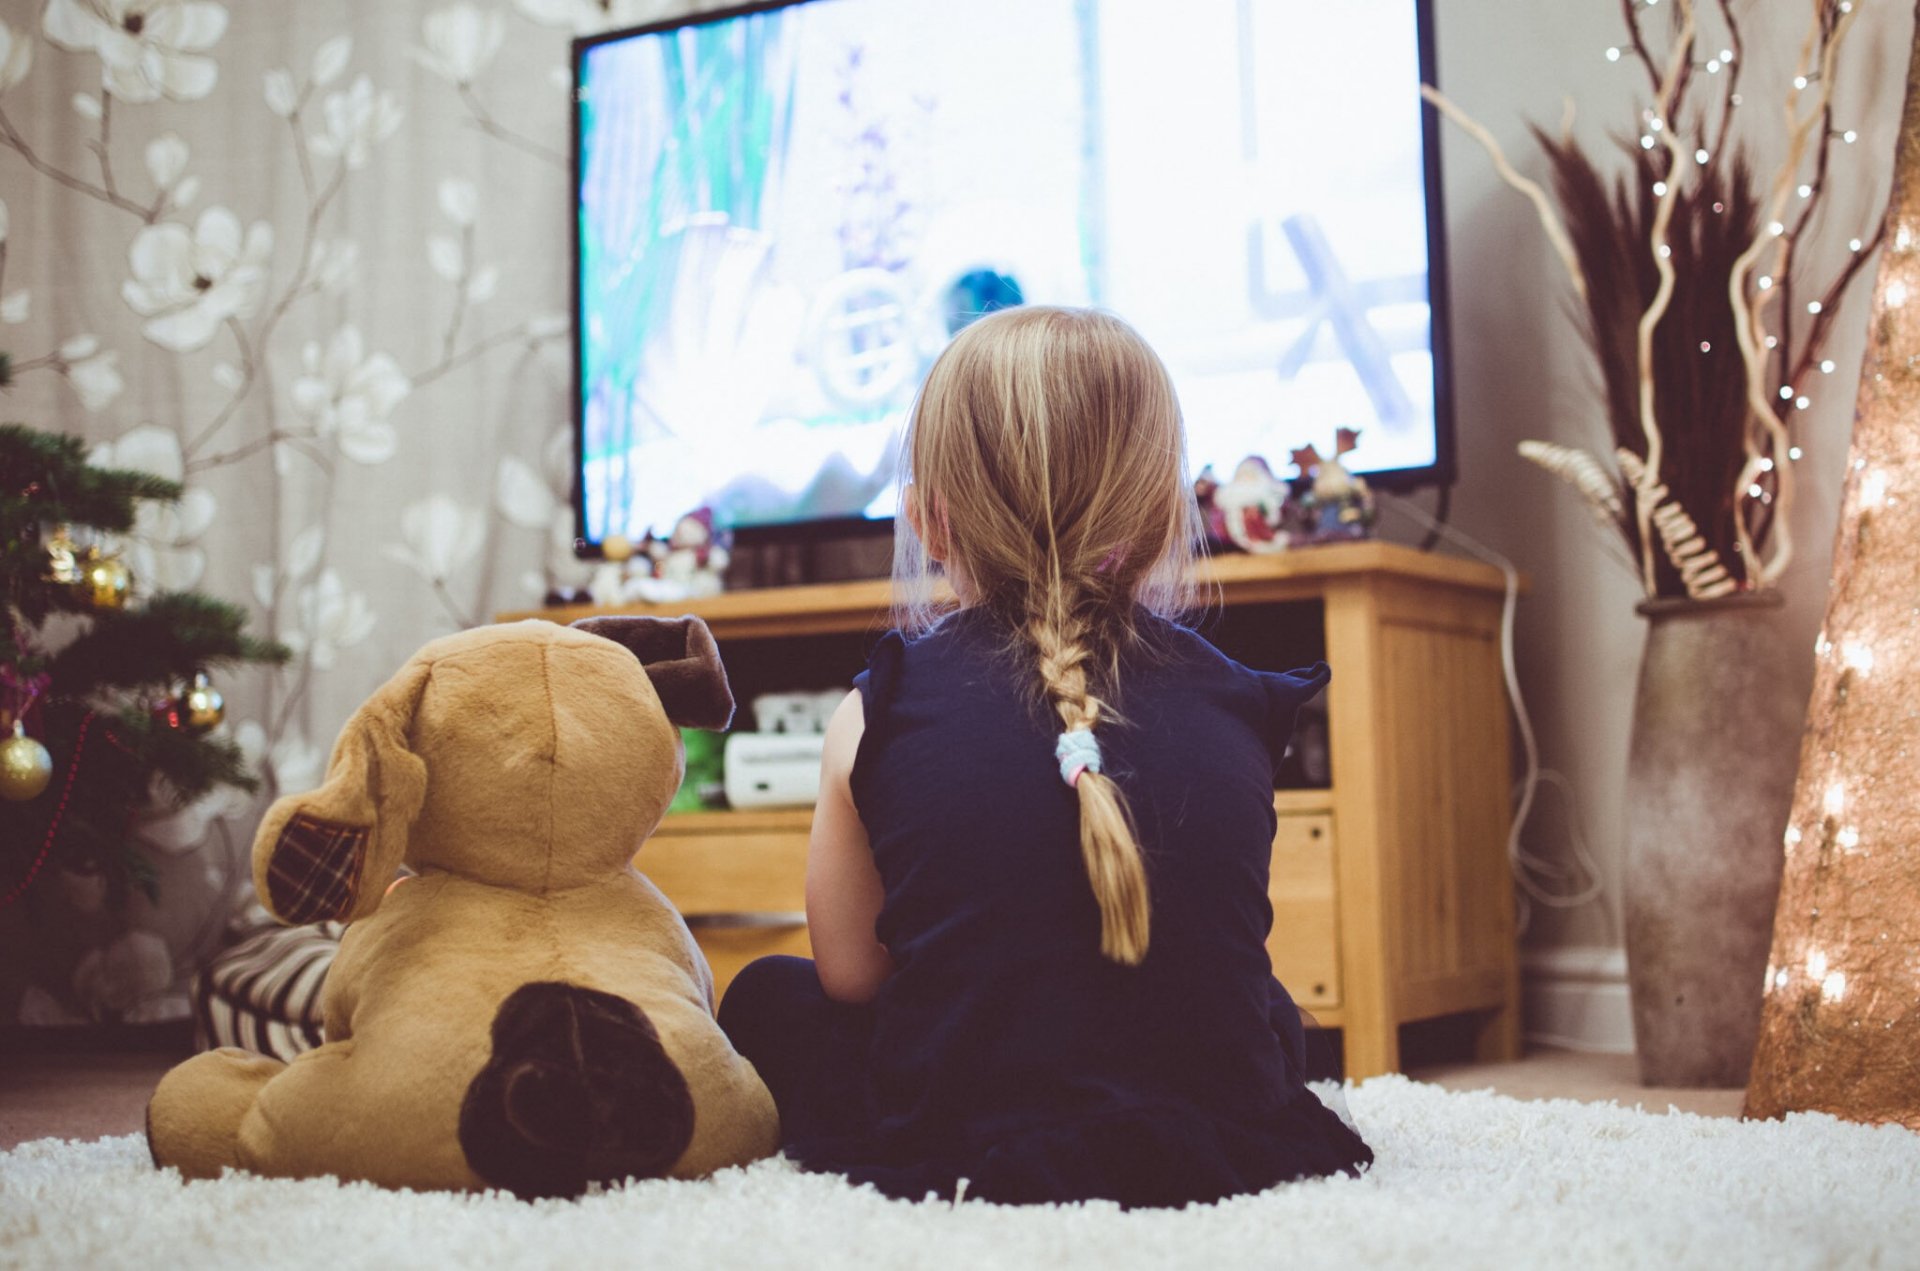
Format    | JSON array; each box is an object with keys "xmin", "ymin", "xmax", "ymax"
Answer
[{"xmin": 894, "ymin": 305, "xmax": 1199, "ymax": 965}]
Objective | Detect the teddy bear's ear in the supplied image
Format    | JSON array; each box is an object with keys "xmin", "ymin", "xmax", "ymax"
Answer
[
  {"xmin": 570, "ymin": 614, "xmax": 735, "ymax": 731},
  {"xmin": 251, "ymin": 658, "xmax": 431, "ymax": 925}
]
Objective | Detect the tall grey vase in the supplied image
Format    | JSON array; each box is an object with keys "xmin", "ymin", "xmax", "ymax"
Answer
[{"xmin": 1623, "ymin": 592, "xmax": 1803, "ymax": 1088}]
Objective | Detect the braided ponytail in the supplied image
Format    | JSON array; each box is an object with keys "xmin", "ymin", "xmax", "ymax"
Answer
[
  {"xmin": 896, "ymin": 305, "xmax": 1197, "ymax": 968},
  {"xmin": 1032, "ymin": 614, "xmax": 1151, "ymax": 966}
]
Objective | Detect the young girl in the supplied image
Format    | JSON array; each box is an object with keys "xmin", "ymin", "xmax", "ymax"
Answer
[{"xmin": 717, "ymin": 305, "xmax": 1372, "ymax": 1207}]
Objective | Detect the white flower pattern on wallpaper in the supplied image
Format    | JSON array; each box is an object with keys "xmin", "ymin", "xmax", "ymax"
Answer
[
  {"xmin": 42, "ymin": 0, "xmax": 228, "ymax": 104},
  {"xmin": 309, "ymin": 74, "xmax": 403, "ymax": 169},
  {"xmin": 416, "ymin": 4, "xmax": 507, "ymax": 87},
  {"xmin": 89, "ymin": 424, "xmax": 214, "ymax": 592},
  {"xmin": 292, "ymin": 325, "xmax": 412, "ymax": 464},
  {"xmin": 57, "ymin": 334, "xmax": 125, "ymax": 411},
  {"xmin": 280, "ymin": 568, "xmax": 378, "ymax": 671},
  {"xmin": 142, "ymin": 131, "xmax": 198, "ymax": 208},
  {"xmin": 0, "ymin": 18, "xmax": 34, "ymax": 91},
  {"xmin": 121, "ymin": 206, "xmax": 274, "ymax": 352},
  {"xmin": 391, "ymin": 495, "xmax": 485, "ymax": 583},
  {"xmin": 1, "ymin": 0, "xmax": 585, "ymax": 1027}
]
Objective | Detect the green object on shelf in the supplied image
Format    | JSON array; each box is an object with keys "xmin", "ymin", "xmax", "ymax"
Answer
[{"xmin": 671, "ymin": 727, "xmax": 728, "ymax": 812}]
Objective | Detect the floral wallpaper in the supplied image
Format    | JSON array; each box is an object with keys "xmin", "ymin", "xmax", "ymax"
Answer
[{"xmin": 0, "ymin": 0, "xmax": 723, "ymax": 1026}]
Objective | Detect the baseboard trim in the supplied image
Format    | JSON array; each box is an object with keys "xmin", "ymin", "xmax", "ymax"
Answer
[{"xmin": 1521, "ymin": 945, "xmax": 1634, "ymax": 1055}]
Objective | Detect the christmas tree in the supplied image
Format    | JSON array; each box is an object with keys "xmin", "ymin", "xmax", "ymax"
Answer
[{"xmin": 1, "ymin": 422, "xmax": 288, "ymax": 908}]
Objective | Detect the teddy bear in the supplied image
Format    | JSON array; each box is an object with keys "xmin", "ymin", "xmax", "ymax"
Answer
[{"xmin": 145, "ymin": 615, "xmax": 779, "ymax": 1199}]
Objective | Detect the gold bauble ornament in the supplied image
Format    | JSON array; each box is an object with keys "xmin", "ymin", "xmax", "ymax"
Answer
[
  {"xmin": 80, "ymin": 549, "xmax": 132, "ymax": 611},
  {"xmin": 182, "ymin": 671, "xmax": 225, "ymax": 732},
  {"xmin": 602, "ymin": 534, "xmax": 636, "ymax": 563},
  {"xmin": 0, "ymin": 719, "xmax": 53, "ymax": 802}
]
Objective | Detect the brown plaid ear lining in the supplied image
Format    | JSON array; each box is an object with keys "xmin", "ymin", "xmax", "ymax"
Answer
[{"xmin": 267, "ymin": 812, "xmax": 371, "ymax": 924}]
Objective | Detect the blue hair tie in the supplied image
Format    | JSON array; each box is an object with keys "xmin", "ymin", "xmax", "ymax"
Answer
[{"xmin": 1055, "ymin": 728, "xmax": 1102, "ymax": 788}]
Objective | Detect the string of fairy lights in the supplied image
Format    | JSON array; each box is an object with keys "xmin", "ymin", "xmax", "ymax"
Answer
[
  {"xmin": 1604, "ymin": 0, "xmax": 1876, "ymax": 529},
  {"xmin": 1580, "ymin": 0, "xmax": 1913, "ymax": 1122}
]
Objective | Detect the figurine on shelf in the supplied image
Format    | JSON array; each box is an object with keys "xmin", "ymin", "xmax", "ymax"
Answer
[
  {"xmin": 630, "ymin": 507, "xmax": 733, "ymax": 603},
  {"xmin": 1289, "ymin": 428, "xmax": 1376, "ymax": 544},
  {"xmin": 586, "ymin": 533, "xmax": 642, "ymax": 607},
  {"xmin": 1210, "ymin": 456, "xmax": 1292, "ymax": 554}
]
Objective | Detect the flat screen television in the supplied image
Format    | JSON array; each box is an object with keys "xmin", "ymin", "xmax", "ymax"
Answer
[{"xmin": 572, "ymin": 0, "xmax": 1452, "ymax": 552}]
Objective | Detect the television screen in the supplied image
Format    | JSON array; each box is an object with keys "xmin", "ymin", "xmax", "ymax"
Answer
[{"xmin": 574, "ymin": 0, "xmax": 1450, "ymax": 547}]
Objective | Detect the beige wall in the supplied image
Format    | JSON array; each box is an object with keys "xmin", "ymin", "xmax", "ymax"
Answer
[{"xmin": 1420, "ymin": 2, "xmax": 1912, "ymax": 961}]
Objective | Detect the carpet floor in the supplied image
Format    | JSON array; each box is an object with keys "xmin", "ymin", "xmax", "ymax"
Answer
[{"xmin": 2, "ymin": 1076, "xmax": 1914, "ymax": 1270}]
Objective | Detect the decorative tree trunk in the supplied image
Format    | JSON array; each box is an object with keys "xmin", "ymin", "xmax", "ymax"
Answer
[
  {"xmin": 1744, "ymin": 17, "xmax": 1920, "ymax": 1130},
  {"xmin": 1624, "ymin": 593, "xmax": 1803, "ymax": 1088}
]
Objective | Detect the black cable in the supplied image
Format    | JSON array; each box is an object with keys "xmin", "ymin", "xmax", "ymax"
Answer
[{"xmin": 1415, "ymin": 482, "xmax": 1454, "ymax": 552}]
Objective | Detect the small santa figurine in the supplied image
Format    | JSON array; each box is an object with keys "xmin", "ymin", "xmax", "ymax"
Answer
[
  {"xmin": 646, "ymin": 506, "xmax": 731, "ymax": 599},
  {"xmin": 1212, "ymin": 456, "xmax": 1291, "ymax": 554}
]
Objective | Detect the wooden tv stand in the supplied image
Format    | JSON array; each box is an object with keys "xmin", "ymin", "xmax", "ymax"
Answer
[{"xmin": 502, "ymin": 540, "xmax": 1520, "ymax": 1077}]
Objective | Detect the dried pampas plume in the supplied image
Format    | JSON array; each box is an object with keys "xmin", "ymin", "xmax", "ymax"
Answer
[{"xmin": 1518, "ymin": 440, "xmax": 1626, "ymax": 528}]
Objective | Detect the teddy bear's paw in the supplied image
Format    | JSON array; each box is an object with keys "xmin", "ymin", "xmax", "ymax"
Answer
[{"xmin": 458, "ymin": 982, "xmax": 696, "ymax": 1200}]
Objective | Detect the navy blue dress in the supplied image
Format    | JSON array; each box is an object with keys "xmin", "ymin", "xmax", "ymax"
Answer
[{"xmin": 717, "ymin": 609, "xmax": 1373, "ymax": 1207}]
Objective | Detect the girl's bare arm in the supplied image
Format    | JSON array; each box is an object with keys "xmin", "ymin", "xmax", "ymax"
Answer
[{"xmin": 805, "ymin": 689, "xmax": 893, "ymax": 1003}]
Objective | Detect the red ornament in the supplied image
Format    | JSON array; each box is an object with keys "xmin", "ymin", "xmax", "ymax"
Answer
[{"xmin": 151, "ymin": 695, "xmax": 185, "ymax": 731}]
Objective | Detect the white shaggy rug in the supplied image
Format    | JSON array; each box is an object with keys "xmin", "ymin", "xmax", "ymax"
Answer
[{"xmin": 3, "ymin": 1076, "xmax": 1917, "ymax": 1269}]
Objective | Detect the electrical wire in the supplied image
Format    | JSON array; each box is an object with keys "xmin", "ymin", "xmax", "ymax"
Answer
[
  {"xmin": 1377, "ymin": 492, "xmax": 1612, "ymax": 937},
  {"xmin": 1415, "ymin": 483, "xmax": 1453, "ymax": 552}
]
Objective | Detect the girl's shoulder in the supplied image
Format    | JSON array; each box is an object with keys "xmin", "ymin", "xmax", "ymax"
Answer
[{"xmin": 1133, "ymin": 611, "xmax": 1331, "ymax": 736}]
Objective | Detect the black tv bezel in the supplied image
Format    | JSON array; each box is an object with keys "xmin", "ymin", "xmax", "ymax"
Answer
[{"xmin": 569, "ymin": 0, "xmax": 1456, "ymax": 559}]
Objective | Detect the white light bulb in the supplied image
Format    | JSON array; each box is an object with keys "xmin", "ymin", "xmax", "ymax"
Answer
[
  {"xmin": 1794, "ymin": 75, "xmax": 1810, "ymax": 90},
  {"xmin": 1720, "ymin": 48, "xmax": 1734, "ymax": 63},
  {"xmin": 1843, "ymin": 129, "xmax": 1859, "ymax": 144},
  {"xmin": 1821, "ymin": 359, "xmax": 1837, "ymax": 373},
  {"xmin": 1849, "ymin": 238, "xmax": 1864, "ymax": 252},
  {"xmin": 1770, "ymin": 220, "xmax": 1786, "ymax": 236},
  {"xmin": 1659, "ymin": 244, "xmax": 1672, "ymax": 258},
  {"xmin": 1606, "ymin": 46, "xmax": 1622, "ymax": 62},
  {"xmin": 1759, "ymin": 275, "xmax": 1774, "ymax": 289},
  {"xmin": 1748, "ymin": 483, "xmax": 1765, "ymax": 498},
  {"xmin": 1650, "ymin": 116, "xmax": 1665, "ymax": 133},
  {"xmin": 1796, "ymin": 395, "xmax": 1812, "ymax": 409},
  {"xmin": 1809, "ymin": 301, "xmax": 1823, "ymax": 314},
  {"xmin": 1779, "ymin": 385, "xmax": 1794, "ymax": 399},
  {"xmin": 1641, "ymin": 135, "xmax": 1656, "ymax": 150},
  {"xmin": 1707, "ymin": 59, "xmax": 1721, "ymax": 73},
  {"xmin": 1765, "ymin": 335, "xmax": 1779, "ymax": 349},
  {"xmin": 1789, "ymin": 446, "xmax": 1804, "ymax": 460},
  {"xmin": 1799, "ymin": 184, "xmax": 1814, "ymax": 198},
  {"xmin": 1653, "ymin": 181, "xmax": 1668, "ymax": 196},
  {"xmin": 1758, "ymin": 457, "xmax": 1775, "ymax": 471},
  {"xmin": 1695, "ymin": 148, "xmax": 1711, "ymax": 164},
  {"xmin": 1698, "ymin": 340, "xmax": 1711, "ymax": 352}
]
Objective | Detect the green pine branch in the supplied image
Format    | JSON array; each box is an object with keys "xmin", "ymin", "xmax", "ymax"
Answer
[
  {"xmin": 50, "ymin": 592, "xmax": 290, "ymax": 693},
  {"xmin": 0, "ymin": 423, "xmax": 182, "ymax": 536}
]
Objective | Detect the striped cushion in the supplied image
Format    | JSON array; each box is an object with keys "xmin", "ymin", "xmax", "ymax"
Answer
[{"xmin": 191, "ymin": 917, "xmax": 344, "ymax": 1062}]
